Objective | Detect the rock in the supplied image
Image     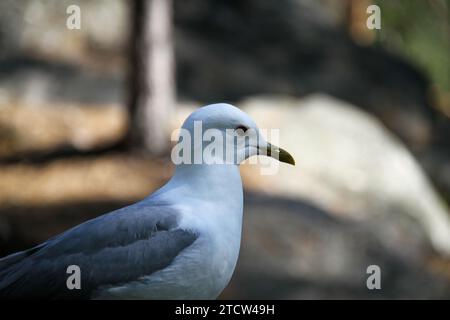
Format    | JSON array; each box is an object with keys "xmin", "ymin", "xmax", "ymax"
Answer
[
  {"xmin": 238, "ymin": 94, "xmax": 450, "ymax": 257},
  {"xmin": 222, "ymin": 193, "xmax": 450, "ymax": 299}
]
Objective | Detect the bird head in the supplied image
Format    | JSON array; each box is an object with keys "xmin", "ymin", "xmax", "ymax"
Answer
[{"xmin": 172, "ymin": 103, "xmax": 295, "ymax": 166}]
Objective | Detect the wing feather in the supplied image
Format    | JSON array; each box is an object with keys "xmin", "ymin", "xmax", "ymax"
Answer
[{"xmin": 0, "ymin": 201, "xmax": 197, "ymax": 299}]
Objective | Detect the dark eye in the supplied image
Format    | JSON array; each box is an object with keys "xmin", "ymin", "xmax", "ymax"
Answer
[{"xmin": 235, "ymin": 125, "xmax": 249, "ymax": 134}]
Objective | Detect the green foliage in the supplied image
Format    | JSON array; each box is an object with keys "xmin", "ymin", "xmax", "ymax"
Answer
[{"xmin": 376, "ymin": 0, "xmax": 450, "ymax": 93}]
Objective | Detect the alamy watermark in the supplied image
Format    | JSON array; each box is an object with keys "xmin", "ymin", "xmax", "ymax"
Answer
[
  {"xmin": 170, "ymin": 121, "xmax": 283, "ymax": 175},
  {"xmin": 366, "ymin": 265, "xmax": 381, "ymax": 290},
  {"xmin": 366, "ymin": 5, "xmax": 381, "ymax": 30},
  {"xmin": 66, "ymin": 265, "xmax": 81, "ymax": 290},
  {"xmin": 66, "ymin": 5, "xmax": 81, "ymax": 30}
]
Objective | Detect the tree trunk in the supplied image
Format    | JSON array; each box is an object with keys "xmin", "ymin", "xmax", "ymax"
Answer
[{"xmin": 129, "ymin": 0, "xmax": 175, "ymax": 155}]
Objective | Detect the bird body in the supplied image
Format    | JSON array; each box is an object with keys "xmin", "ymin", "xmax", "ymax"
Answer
[
  {"xmin": 96, "ymin": 164, "xmax": 244, "ymax": 299},
  {"xmin": 0, "ymin": 103, "xmax": 294, "ymax": 299}
]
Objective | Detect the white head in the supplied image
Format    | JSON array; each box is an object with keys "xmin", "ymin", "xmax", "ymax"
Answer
[{"xmin": 172, "ymin": 103, "xmax": 295, "ymax": 166}]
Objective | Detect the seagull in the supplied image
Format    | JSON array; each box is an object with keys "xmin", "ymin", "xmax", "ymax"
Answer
[{"xmin": 0, "ymin": 103, "xmax": 295, "ymax": 299}]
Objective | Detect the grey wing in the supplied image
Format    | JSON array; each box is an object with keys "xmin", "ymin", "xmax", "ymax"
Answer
[{"xmin": 0, "ymin": 201, "xmax": 198, "ymax": 299}]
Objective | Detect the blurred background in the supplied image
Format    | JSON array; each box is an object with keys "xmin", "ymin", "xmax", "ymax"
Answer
[{"xmin": 0, "ymin": 0, "xmax": 450, "ymax": 299}]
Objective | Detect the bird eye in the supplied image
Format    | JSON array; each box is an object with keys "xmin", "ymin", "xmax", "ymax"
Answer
[
  {"xmin": 235, "ymin": 125, "xmax": 248, "ymax": 135},
  {"xmin": 235, "ymin": 125, "xmax": 249, "ymax": 135}
]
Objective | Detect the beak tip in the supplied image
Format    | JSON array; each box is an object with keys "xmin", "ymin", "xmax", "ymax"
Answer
[
  {"xmin": 286, "ymin": 156, "xmax": 296, "ymax": 166},
  {"xmin": 277, "ymin": 147, "xmax": 296, "ymax": 166}
]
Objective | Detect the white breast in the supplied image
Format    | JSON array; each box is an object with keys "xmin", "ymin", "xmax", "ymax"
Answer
[{"xmin": 94, "ymin": 164, "xmax": 244, "ymax": 299}]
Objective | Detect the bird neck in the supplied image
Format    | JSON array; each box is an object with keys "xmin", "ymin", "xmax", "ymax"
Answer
[
  {"xmin": 150, "ymin": 163, "xmax": 244, "ymax": 238},
  {"xmin": 146, "ymin": 163, "xmax": 243, "ymax": 220},
  {"xmin": 170, "ymin": 163, "xmax": 243, "ymax": 200}
]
